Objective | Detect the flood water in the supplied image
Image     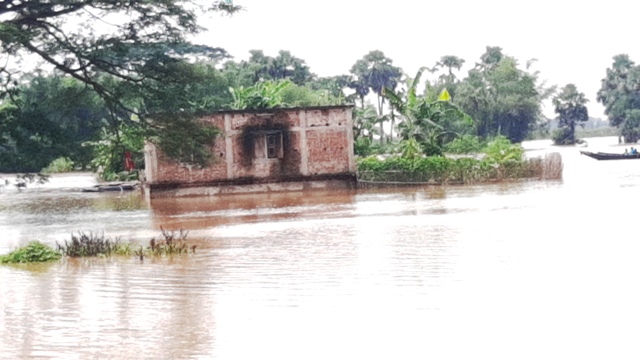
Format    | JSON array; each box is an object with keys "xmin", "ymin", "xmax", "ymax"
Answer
[{"xmin": 2, "ymin": 137, "xmax": 640, "ymax": 359}]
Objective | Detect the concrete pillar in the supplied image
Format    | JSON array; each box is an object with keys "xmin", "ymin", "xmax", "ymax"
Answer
[
  {"xmin": 225, "ymin": 114, "xmax": 234, "ymax": 179},
  {"xmin": 345, "ymin": 107, "xmax": 356, "ymax": 173},
  {"xmin": 144, "ymin": 142, "xmax": 158, "ymax": 183},
  {"xmin": 299, "ymin": 110, "xmax": 309, "ymax": 176}
]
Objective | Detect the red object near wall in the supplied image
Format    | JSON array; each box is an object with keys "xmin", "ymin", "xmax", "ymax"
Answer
[{"xmin": 124, "ymin": 151, "xmax": 135, "ymax": 171}]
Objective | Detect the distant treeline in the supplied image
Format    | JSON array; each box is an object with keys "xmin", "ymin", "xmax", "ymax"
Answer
[{"xmin": 0, "ymin": 46, "xmax": 635, "ymax": 175}]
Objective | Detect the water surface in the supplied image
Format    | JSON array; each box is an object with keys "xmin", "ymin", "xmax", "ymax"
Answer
[{"xmin": 2, "ymin": 137, "xmax": 640, "ymax": 359}]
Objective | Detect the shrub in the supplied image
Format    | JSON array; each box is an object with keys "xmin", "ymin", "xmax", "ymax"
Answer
[
  {"xmin": 356, "ymin": 135, "xmax": 553, "ymax": 184},
  {"xmin": 0, "ymin": 242, "xmax": 61, "ymax": 264},
  {"xmin": 444, "ymin": 135, "xmax": 485, "ymax": 154},
  {"xmin": 354, "ymin": 137, "xmax": 373, "ymax": 157},
  {"xmin": 483, "ymin": 136, "xmax": 524, "ymax": 164},
  {"xmin": 42, "ymin": 157, "xmax": 75, "ymax": 173},
  {"xmin": 552, "ymin": 128, "xmax": 575, "ymax": 145}
]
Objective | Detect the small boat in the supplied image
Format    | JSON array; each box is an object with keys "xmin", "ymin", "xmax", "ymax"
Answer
[
  {"xmin": 81, "ymin": 182, "xmax": 139, "ymax": 192},
  {"xmin": 580, "ymin": 151, "xmax": 640, "ymax": 160}
]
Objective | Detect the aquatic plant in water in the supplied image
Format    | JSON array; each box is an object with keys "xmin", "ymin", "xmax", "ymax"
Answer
[
  {"xmin": 57, "ymin": 228, "xmax": 195, "ymax": 260},
  {"xmin": 2, "ymin": 229, "xmax": 196, "ymax": 264},
  {"xmin": 57, "ymin": 232, "xmax": 131, "ymax": 257},
  {"xmin": 0, "ymin": 242, "xmax": 62, "ymax": 264},
  {"xmin": 147, "ymin": 228, "xmax": 196, "ymax": 256}
]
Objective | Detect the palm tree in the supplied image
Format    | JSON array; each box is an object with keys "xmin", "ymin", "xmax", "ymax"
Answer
[
  {"xmin": 552, "ymin": 84, "xmax": 589, "ymax": 145},
  {"xmin": 349, "ymin": 51, "xmax": 402, "ymax": 145},
  {"xmin": 476, "ymin": 46, "xmax": 503, "ymax": 72},
  {"xmin": 436, "ymin": 55, "xmax": 465, "ymax": 84},
  {"xmin": 597, "ymin": 54, "xmax": 636, "ymax": 128}
]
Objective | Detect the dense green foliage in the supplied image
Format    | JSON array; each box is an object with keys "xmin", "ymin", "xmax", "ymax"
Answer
[
  {"xmin": 482, "ymin": 136, "xmax": 524, "ymax": 164},
  {"xmin": 443, "ymin": 134, "xmax": 486, "ymax": 154},
  {"xmin": 357, "ymin": 154, "xmax": 538, "ymax": 184},
  {"xmin": 0, "ymin": 35, "xmax": 626, "ymax": 172},
  {"xmin": 230, "ymin": 80, "xmax": 292, "ymax": 109},
  {"xmin": 42, "ymin": 157, "xmax": 75, "ymax": 174},
  {"xmin": 0, "ymin": 242, "xmax": 61, "ymax": 264},
  {"xmin": 0, "ymin": 76, "xmax": 108, "ymax": 172}
]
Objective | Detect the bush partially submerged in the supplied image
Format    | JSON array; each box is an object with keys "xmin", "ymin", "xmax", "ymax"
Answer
[
  {"xmin": 0, "ymin": 242, "xmax": 61, "ymax": 264},
  {"xmin": 357, "ymin": 136, "xmax": 561, "ymax": 184},
  {"xmin": 57, "ymin": 232, "xmax": 131, "ymax": 257},
  {"xmin": 0, "ymin": 229, "xmax": 197, "ymax": 264}
]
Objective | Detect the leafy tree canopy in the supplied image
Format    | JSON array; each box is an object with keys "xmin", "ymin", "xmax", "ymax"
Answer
[
  {"xmin": 0, "ymin": 75, "xmax": 108, "ymax": 171},
  {"xmin": 0, "ymin": 0, "xmax": 242, "ymax": 165},
  {"xmin": 456, "ymin": 47, "xmax": 553, "ymax": 143},
  {"xmin": 223, "ymin": 50, "xmax": 316, "ymax": 86}
]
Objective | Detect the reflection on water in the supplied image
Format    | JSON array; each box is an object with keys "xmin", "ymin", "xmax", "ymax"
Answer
[{"xmin": 3, "ymin": 137, "xmax": 640, "ymax": 359}]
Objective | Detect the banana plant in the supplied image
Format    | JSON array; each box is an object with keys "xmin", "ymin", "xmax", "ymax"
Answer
[
  {"xmin": 383, "ymin": 68, "xmax": 474, "ymax": 156},
  {"xmin": 353, "ymin": 105, "xmax": 382, "ymax": 142}
]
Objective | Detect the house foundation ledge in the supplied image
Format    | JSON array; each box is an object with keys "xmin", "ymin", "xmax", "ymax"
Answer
[{"xmin": 143, "ymin": 173, "xmax": 357, "ymax": 198}]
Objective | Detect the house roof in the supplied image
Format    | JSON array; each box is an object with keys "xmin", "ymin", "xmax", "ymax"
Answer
[
  {"xmin": 147, "ymin": 104, "xmax": 355, "ymax": 119},
  {"xmin": 205, "ymin": 104, "xmax": 355, "ymax": 116}
]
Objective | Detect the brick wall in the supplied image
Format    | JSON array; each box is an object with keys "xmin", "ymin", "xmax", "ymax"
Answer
[
  {"xmin": 147, "ymin": 106, "xmax": 354, "ymax": 186},
  {"xmin": 306, "ymin": 128, "xmax": 350, "ymax": 175}
]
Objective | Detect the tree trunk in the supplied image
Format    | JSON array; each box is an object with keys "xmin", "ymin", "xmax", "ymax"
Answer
[
  {"xmin": 390, "ymin": 108, "xmax": 395, "ymax": 143},
  {"xmin": 570, "ymin": 121, "xmax": 575, "ymax": 144},
  {"xmin": 378, "ymin": 96, "xmax": 385, "ymax": 146}
]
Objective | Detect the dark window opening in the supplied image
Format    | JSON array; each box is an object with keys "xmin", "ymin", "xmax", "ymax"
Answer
[{"xmin": 266, "ymin": 133, "xmax": 282, "ymax": 159}]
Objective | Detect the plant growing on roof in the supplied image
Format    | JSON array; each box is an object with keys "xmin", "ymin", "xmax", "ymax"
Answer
[{"xmin": 230, "ymin": 80, "xmax": 292, "ymax": 109}]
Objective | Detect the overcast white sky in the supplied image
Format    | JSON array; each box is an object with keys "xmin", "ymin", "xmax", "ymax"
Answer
[{"xmin": 195, "ymin": 0, "xmax": 640, "ymax": 120}]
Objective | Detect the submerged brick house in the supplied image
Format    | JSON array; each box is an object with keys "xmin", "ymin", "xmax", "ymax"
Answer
[{"xmin": 143, "ymin": 105, "xmax": 356, "ymax": 197}]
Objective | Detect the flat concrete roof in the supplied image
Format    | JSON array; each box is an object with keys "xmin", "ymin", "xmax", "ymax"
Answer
[
  {"xmin": 203, "ymin": 104, "xmax": 355, "ymax": 116},
  {"xmin": 148, "ymin": 104, "xmax": 355, "ymax": 120}
]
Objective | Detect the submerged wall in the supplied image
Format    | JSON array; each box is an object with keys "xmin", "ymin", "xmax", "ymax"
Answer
[{"xmin": 144, "ymin": 105, "xmax": 356, "ymax": 197}]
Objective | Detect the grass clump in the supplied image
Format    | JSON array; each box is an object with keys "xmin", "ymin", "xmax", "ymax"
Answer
[
  {"xmin": 148, "ymin": 228, "xmax": 194, "ymax": 255},
  {"xmin": 2, "ymin": 228, "xmax": 196, "ymax": 264},
  {"xmin": 57, "ymin": 232, "xmax": 131, "ymax": 257},
  {"xmin": 0, "ymin": 241, "xmax": 62, "ymax": 264},
  {"xmin": 57, "ymin": 228, "xmax": 195, "ymax": 260},
  {"xmin": 136, "ymin": 228, "xmax": 196, "ymax": 260}
]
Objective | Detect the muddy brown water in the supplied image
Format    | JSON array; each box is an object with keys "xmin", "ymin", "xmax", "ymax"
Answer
[{"xmin": 2, "ymin": 137, "xmax": 640, "ymax": 359}]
